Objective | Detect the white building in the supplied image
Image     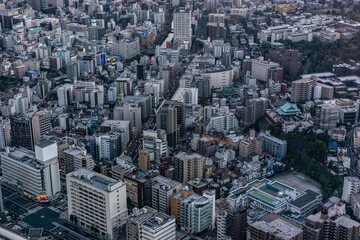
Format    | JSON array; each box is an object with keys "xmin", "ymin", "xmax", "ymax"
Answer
[
  {"xmin": 205, "ymin": 107, "xmax": 238, "ymax": 134},
  {"xmin": 171, "ymin": 87, "xmax": 198, "ymax": 104},
  {"xmin": 110, "ymin": 38, "xmax": 140, "ymax": 60},
  {"xmin": 142, "ymin": 212, "xmax": 176, "ymax": 240},
  {"xmin": 342, "ymin": 176, "xmax": 360, "ymax": 203},
  {"xmin": 173, "ymin": 8, "xmax": 192, "ymax": 49},
  {"xmin": 202, "ymin": 68, "xmax": 233, "ymax": 89},
  {"xmin": 67, "ymin": 169, "xmax": 127, "ymax": 239},
  {"xmin": 251, "ymin": 58, "xmax": 280, "ymax": 81},
  {"xmin": 1, "ymin": 141, "xmax": 61, "ymax": 201},
  {"xmin": 108, "ymin": 84, "xmax": 118, "ymax": 103},
  {"xmin": 57, "ymin": 84, "xmax": 73, "ymax": 107},
  {"xmin": 63, "ymin": 146, "xmax": 94, "ymax": 174},
  {"xmin": 143, "ymin": 130, "xmax": 168, "ymax": 160},
  {"xmin": 0, "ymin": 118, "xmax": 11, "ymax": 150}
]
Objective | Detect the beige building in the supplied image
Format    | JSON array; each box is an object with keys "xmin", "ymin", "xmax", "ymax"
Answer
[
  {"xmin": 173, "ymin": 152, "xmax": 204, "ymax": 184},
  {"xmin": 139, "ymin": 149, "xmax": 150, "ymax": 173},
  {"xmin": 318, "ymin": 83, "xmax": 334, "ymax": 99},
  {"xmin": 239, "ymin": 131, "xmax": 262, "ymax": 158},
  {"xmin": 290, "ymin": 78, "xmax": 314, "ymax": 103}
]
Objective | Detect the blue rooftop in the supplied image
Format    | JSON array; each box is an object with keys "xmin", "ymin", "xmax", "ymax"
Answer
[{"xmin": 277, "ymin": 102, "xmax": 301, "ymax": 116}]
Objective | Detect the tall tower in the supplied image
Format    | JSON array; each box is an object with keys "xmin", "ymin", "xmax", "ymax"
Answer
[{"xmin": 173, "ymin": 8, "xmax": 192, "ymax": 49}]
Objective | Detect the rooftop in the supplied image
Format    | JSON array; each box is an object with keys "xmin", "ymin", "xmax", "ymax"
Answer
[
  {"xmin": 290, "ymin": 189, "xmax": 321, "ymax": 208},
  {"xmin": 142, "ymin": 212, "xmax": 175, "ymax": 231},
  {"xmin": 69, "ymin": 169, "xmax": 123, "ymax": 192},
  {"xmin": 251, "ymin": 219, "xmax": 303, "ymax": 240}
]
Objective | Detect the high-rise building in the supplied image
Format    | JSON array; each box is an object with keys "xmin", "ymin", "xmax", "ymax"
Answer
[
  {"xmin": 1, "ymin": 141, "xmax": 61, "ymax": 201},
  {"xmin": 251, "ymin": 58, "xmax": 280, "ymax": 81},
  {"xmin": 126, "ymin": 206, "xmax": 158, "ymax": 240},
  {"xmin": 143, "ymin": 130, "xmax": 168, "ymax": 160},
  {"xmin": 10, "ymin": 110, "xmax": 52, "ymax": 150},
  {"xmin": 67, "ymin": 169, "xmax": 127, "ymax": 239},
  {"xmin": 63, "ymin": 146, "xmax": 94, "ymax": 174},
  {"xmin": 173, "ymin": 8, "xmax": 192, "ymax": 49},
  {"xmin": 239, "ymin": 98, "xmax": 269, "ymax": 125},
  {"xmin": 291, "ymin": 78, "xmax": 314, "ymax": 103},
  {"xmin": 156, "ymin": 100, "xmax": 185, "ymax": 147},
  {"xmin": 114, "ymin": 103, "xmax": 142, "ymax": 134},
  {"xmin": 144, "ymin": 175, "xmax": 182, "ymax": 214},
  {"xmin": 0, "ymin": 118, "xmax": 11, "ymax": 150},
  {"xmin": 139, "ymin": 149, "xmax": 150, "ymax": 173},
  {"xmin": 171, "ymin": 188, "xmax": 194, "ymax": 226},
  {"xmin": 141, "ymin": 212, "xmax": 176, "ymax": 240},
  {"xmin": 250, "ymin": 218, "xmax": 303, "ymax": 240},
  {"xmin": 226, "ymin": 207, "xmax": 247, "ymax": 240},
  {"xmin": 95, "ymin": 135, "xmax": 121, "ymax": 161},
  {"xmin": 124, "ymin": 171, "xmax": 147, "ymax": 208},
  {"xmin": 258, "ymin": 132, "xmax": 287, "ymax": 159},
  {"xmin": 57, "ymin": 84, "xmax": 73, "ymax": 107},
  {"xmin": 303, "ymin": 208, "xmax": 360, "ymax": 240},
  {"xmin": 315, "ymin": 103, "xmax": 339, "ymax": 131},
  {"xmin": 180, "ymin": 191, "xmax": 215, "ymax": 234},
  {"xmin": 239, "ymin": 130, "xmax": 262, "ymax": 158},
  {"xmin": 342, "ymin": 176, "xmax": 360, "ymax": 203},
  {"xmin": 173, "ymin": 152, "xmax": 204, "ymax": 184},
  {"xmin": 66, "ymin": 62, "xmax": 79, "ymax": 82}
]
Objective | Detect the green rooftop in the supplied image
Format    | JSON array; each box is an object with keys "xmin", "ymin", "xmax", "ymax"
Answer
[{"xmin": 249, "ymin": 190, "xmax": 277, "ymax": 204}]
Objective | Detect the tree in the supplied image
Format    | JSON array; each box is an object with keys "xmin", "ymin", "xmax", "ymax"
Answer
[{"xmin": 312, "ymin": 140, "xmax": 327, "ymax": 162}]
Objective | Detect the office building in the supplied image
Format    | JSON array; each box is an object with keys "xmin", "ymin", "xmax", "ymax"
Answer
[
  {"xmin": 124, "ymin": 171, "xmax": 147, "ymax": 208},
  {"xmin": 258, "ymin": 132, "xmax": 287, "ymax": 159},
  {"xmin": 141, "ymin": 212, "xmax": 176, "ymax": 240},
  {"xmin": 170, "ymin": 188, "xmax": 194, "ymax": 225},
  {"xmin": 67, "ymin": 169, "xmax": 127, "ymax": 239},
  {"xmin": 145, "ymin": 175, "xmax": 182, "ymax": 214},
  {"xmin": 180, "ymin": 191, "xmax": 215, "ymax": 234},
  {"xmin": 10, "ymin": 110, "xmax": 52, "ymax": 150},
  {"xmin": 79, "ymin": 55, "xmax": 96, "ymax": 75},
  {"xmin": 173, "ymin": 152, "xmax": 204, "ymax": 184},
  {"xmin": 251, "ymin": 58, "xmax": 280, "ymax": 81},
  {"xmin": 173, "ymin": 8, "xmax": 192, "ymax": 49},
  {"xmin": 139, "ymin": 149, "xmax": 151, "ymax": 173},
  {"xmin": 126, "ymin": 206, "xmax": 157, "ymax": 240},
  {"xmin": 1, "ymin": 141, "xmax": 61, "ymax": 201},
  {"xmin": 156, "ymin": 100, "xmax": 185, "ymax": 147},
  {"xmin": 143, "ymin": 130, "xmax": 168, "ymax": 160},
  {"xmin": 171, "ymin": 87, "xmax": 198, "ymax": 105},
  {"xmin": 57, "ymin": 84, "xmax": 73, "ymax": 107},
  {"xmin": 63, "ymin": 146, "xmax": 94, "ymax": 174}
]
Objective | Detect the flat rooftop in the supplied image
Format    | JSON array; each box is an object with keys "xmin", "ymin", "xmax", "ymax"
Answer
[
  {"xmin": 69, "ymin": 169, "xmax": 121, "ymax": 192},
  {"xmin": 290, "ymin": 189, "xmax": 321, "ymax": 208}
]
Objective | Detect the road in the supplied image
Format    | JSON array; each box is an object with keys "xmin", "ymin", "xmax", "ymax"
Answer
[{"xmin": 124, "ymin": 74, "xmax": 180, "ymax": 165}]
